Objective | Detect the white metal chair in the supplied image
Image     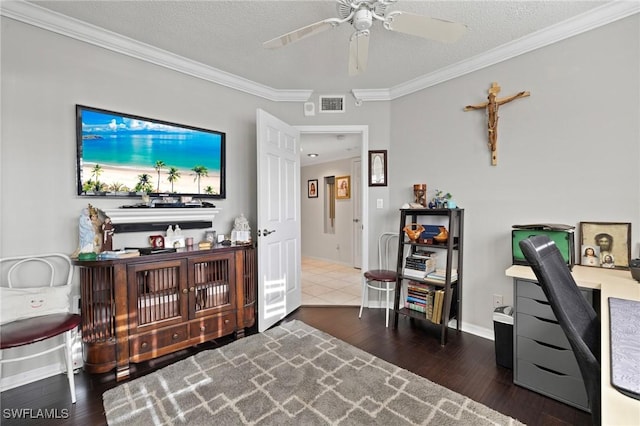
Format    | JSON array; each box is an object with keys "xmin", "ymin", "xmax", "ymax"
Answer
[
  {"xmin": 0, "ymin": 253, "xmax": 81, "ymax": 403},
  {"xmin": 359, "ymin": 232, "xmax": 398, "ymax": 327}
]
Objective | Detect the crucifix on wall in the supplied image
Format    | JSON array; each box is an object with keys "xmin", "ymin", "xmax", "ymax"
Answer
[{"xmin": 464, "ymin": 82, "xmax": 530, "ymax": 166}]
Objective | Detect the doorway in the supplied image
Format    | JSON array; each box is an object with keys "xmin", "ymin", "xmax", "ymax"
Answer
[{"xmin": 297, "ymin": 125, "xmax": 369, "ymax": 306}]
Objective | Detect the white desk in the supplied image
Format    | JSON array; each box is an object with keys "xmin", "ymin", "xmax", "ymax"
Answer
[{"xmin": 506, "ymin": 265, "xmax": 640, "ymax": 426}]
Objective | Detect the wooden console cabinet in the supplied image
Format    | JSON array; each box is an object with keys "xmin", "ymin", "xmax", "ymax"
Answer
[{"xmin": 74, "ymin": 245, "xmax": 256, "ymax": 380}]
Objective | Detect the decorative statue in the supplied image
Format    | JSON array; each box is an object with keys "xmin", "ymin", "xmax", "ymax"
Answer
[
  {"xmin": 78, "ymin": 207, "xmax": 96, "ymax": 254},
  {"xmin": 233, "ymin": 213, "xmax": 251, "ymax": 232},
  {"xmin": 102, "ymin": 217, "xmax": 114, "ymax": 252},
  {"xmin": 72, "ymin": 205, "xmax": 100, "ymax": 258},
  {"xmin": 231, "ymin": 213, "xmax": 251, "ymax": 243},
  {"xmin": 413, "ymin": 184, "xmax": 427, "ymax": 207},
  {"xmin": 88, "ymin": 204, "xmax": 103, "ymax": 253}
]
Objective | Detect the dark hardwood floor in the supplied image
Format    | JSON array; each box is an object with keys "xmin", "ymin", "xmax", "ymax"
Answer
[{"xmin": 1, "ymin": 306, "xmax": 591, "ymax": 425}]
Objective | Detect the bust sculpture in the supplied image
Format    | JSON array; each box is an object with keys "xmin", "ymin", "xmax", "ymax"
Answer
[
  {"xmin": 233, "ymin": 213, "xmax": 251, "ymax": 231},
  {"xmin": 232, "ymin": 213, "xmax": 251, "ymax": 243}
]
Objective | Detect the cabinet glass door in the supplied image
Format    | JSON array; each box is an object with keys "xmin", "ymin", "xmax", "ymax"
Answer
[
  {"xmin": 189, "ymin": 253, "xmax": 236, "ymax": 317},
  {"xmin": 128, "ymin": 260, "xmax": 187, "ymax": 328}
]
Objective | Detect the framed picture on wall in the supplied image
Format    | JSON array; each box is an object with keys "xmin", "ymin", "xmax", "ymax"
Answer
[
  {"xmin": 579, "ymin": 222, "xmax": 631, "ymax": 269},
  {"xmin": 307, "ymin": 179, "xmax": 318, "ymax": 198},
  {"xmin": 368, "ymin": 150, "xmax": 387, "ymax": 187},
  {"xmin": 336, "ymin": 175, "xmax": 350, "ymax": 199}
]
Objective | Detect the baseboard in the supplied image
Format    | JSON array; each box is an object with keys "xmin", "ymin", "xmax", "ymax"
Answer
[
  {"xmin": 448, "ymin": 319, "xmax": 495, "ymax": 341},
  {"xmin": 302, "ymin": 255, "xmax": 354, "ymax": 268},
  {"xmin": 0, "ymin": 362, "xmax": 66, "ymax": 392},
  {"xmin": 362, "ymin": 306, "xmax": 496, "ymax": 341}
]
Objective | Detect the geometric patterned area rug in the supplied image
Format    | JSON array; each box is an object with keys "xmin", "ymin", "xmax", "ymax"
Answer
[{"xmin": 103, "ymin": 320, "xmax": 524, "ymax": 425}]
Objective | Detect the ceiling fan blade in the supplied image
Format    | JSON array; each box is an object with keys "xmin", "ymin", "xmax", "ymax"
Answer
[
  {"xmin": 385, "ymin": 12, "xmax": 467, "ymax": 43},
  {"xmin": 348, "ymin": 31, "xmax": 370, "ymax": 76},
  {"xmin": 263, "ymin": 18, "xmax": 341, "ymax": 49}
]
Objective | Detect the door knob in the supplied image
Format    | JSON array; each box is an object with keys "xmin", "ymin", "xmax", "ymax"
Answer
[{"xmin": 262, "ymin": 229, "xmax": 276, "ymax": 236}]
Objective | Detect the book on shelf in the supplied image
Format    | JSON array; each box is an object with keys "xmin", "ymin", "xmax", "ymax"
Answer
[
  {"xmin": 411, "ymin": 250, "xmax": 437, "ymax": 259},
  {"xmin": 403, "ymin": 256, "xmax": 436, "ymax": 278},
  {"xmin": 405, "ymin": 281, "xmax": 436, "ymax": 317},
  {"xmin": 97, "ymin": 249, "xmax": 140, "ymax": 259},
  {"xmin": 425, "ymin": 268, "xmax": 458, "ymax": 282},
  {"xmin": 405, "ymin": 301, "xmax": 426, "ymax": 313},
  {"xmin": 431, "ymin": 289, "xmax": 445, "ymax": 324}
]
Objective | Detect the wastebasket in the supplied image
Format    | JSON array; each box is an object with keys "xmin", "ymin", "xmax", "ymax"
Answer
[{"xmin": 493, "ymin": 305, "xmax": 514, "ymax": 369}]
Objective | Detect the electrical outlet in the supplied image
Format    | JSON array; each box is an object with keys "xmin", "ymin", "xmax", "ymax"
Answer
[{"xmin": 493, "ymin": 294, "xmax": 504, "ymax": 307}]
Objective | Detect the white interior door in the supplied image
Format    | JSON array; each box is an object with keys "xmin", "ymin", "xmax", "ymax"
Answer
[
  {"xmin": 256, "ymin": 109, "xmax": 301, "ymax": 332},
  {"xmin": 352, "ymin": 158, "xmax": 362, "ymax": 269}
]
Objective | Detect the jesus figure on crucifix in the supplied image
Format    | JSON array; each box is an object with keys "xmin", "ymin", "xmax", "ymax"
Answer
[{"xmin": 464, "ymin": 82, "xmax": 530, "ymax": 165}]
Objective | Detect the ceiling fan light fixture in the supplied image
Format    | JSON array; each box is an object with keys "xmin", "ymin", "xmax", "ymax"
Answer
[{"xmin": 353, "ymin": 8, "xmax": 373, "ymax": 31}]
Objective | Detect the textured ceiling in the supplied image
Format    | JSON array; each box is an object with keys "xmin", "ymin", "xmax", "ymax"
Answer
[{"xmin": 28, "ymin": 0, "xmax": 611, "ymax": 93}]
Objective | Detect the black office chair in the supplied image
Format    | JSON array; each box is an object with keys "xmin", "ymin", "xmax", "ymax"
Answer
[{"xmin": 519, "ymin": 235, "xmax": 601, "ymax": 425}]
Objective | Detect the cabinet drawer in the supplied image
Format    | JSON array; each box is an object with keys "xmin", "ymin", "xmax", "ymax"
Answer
[
  {"xmin": 515, "ymin": 358, "xmax": 589, "ymax": 410},
  {"xmin": 130, "ymin": 324, "xmax": 189, "ymax": 357},
  {"xmin": 517, "ymin": 296, "xmax": 555, "ymax": 321},
  {"xmin": 189, "ymin": 311, "xmax": 237, "ymax": 339},
  {"xmin": 516, "ymin": 335, "xmax": 581, "ymax": 377},
  {"xmin": 516, "ymin": 313, "xmax": 570, "ymax": 349},
  {"xmin": 516, "ymin": 279, "xmax": 546, "ymax": 300}
]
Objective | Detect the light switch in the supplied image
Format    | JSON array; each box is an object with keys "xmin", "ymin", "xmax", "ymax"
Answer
[{"xmin": 376, "ymin": 199, "xmax": 383, "ymax": 209}]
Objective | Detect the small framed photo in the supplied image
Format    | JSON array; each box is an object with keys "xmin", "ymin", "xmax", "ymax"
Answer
[
  {"xmin": 368, "ymin": 150, "xmax": 387, "ymax": 187},
  {"xmin": 307, "ymin": 179, "xmax": 318, "ymax": 198},
  {"xmin": 579, "ymin": 222, "xmax": 631, "ymax": 269},
  {"xmin": 336, "ymin": 175, "xmax": 350, "ymax": 199}
]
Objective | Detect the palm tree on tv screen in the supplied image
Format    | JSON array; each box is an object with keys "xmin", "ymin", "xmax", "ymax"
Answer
[
  {"xmin": 90, "ymin": 164, "xmax": 103, "ymax": 191},
  {"xmin": 167, "ymin": 167, "xmax": 180, "ymax": 193},
  {"xmin": 135, "ymin": 173, "xmax": 153, "ymax": 194},
  {"xmin": 154, "ymin": 160, "xmax": 166, "ymax": 192},
  {"xmin": 191, "ymin": 165, "xmax": 208, "ymax": 194}
]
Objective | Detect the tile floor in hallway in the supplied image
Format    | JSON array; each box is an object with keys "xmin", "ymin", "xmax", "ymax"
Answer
[{"xmin": 301, "ymin": 257, "xmax": 363, "ymax": 306}]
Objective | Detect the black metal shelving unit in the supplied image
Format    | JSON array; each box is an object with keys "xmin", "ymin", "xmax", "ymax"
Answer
[{"xmin": 392, "ymin": 208, "xmax": 464, "ymax": 345}]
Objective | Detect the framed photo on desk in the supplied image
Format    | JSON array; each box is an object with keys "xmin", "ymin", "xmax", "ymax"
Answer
[{"xmin": 579, "ymin": 222, "xmax": 631, "ymax": 268}]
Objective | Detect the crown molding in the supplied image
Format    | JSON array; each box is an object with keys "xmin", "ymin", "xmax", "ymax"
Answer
[
  {"xmin": 358, "ymin": 1, "xmax": 640, "ymax": 102},
  {"xmin": 0, "ymin": 0, "xmax": 313, "ymax": 103},
  {"xmin": 2, "ymin": 1, "xmax": 637, "ymax": 103}
]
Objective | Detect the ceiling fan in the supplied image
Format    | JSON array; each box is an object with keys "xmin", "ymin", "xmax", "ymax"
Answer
[{"xmin": 263, "ymin": 0, "xmax": 467, "ymax": 76}]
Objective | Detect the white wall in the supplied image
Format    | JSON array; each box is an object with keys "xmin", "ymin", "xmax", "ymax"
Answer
[
  {"xmin": 0, "ymin": 17, "xmax": 389, "ymax": 386},
  {"xmin": 389, "ymin": 14, "xmax": 640, "ymax": 336},
  {"xmin": 301, "ymin": 158, "xmax": 358, "ymax": 264}
]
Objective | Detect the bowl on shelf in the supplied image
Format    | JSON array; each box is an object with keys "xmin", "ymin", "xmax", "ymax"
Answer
[{"xmin": 433, "ymin": 227, "xmax": 449, "ymax": 243}]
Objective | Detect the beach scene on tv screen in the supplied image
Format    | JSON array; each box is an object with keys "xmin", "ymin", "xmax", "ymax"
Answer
[{"xmin": 80, "ymin": 109, "xmax": 223, "ymax": 196}]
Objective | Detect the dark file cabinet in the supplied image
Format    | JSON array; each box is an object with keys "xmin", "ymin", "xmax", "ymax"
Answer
[{"xmin": 513, "ymin": 278, "xmax": 591, "ymax": 411}]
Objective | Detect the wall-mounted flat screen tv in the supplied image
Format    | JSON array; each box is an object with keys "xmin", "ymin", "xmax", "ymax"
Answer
[{"xmin": 76, "ymin": 105, "xmax": 225, "ymax": 199}]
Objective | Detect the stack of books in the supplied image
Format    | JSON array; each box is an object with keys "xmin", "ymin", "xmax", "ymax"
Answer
[
  {"xmin": 425, "ymin": 268, "xmax": 458, "ymax": 283},
  {"xmin": 403, "ymin": 253, "xmax": 436, "ymax": 278},
  {"xmin": 404, "ymin": 281, "xmax": 446, "ymax": 324},
  {"xmin": 405, "ymin": 281, "xmax": 435, "ymax": 317}
]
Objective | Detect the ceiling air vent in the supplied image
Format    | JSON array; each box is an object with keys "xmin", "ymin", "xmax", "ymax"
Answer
[{"xmin": 319, "ymin": 96, "xmax": 345, "ymax": 113}]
